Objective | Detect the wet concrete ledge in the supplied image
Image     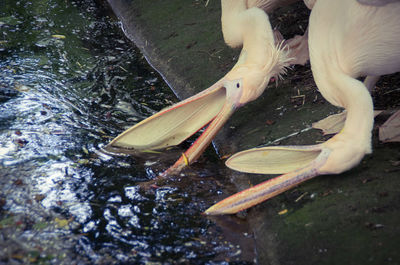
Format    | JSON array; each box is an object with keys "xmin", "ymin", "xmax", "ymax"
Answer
[{"xmin": 107, "ymin": 1, "xmax": 400, "ymax": 264}]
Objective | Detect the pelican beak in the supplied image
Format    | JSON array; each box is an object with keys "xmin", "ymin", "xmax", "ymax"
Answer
[
  {"xmin": 105, "ymin": 77, "xmax": 243, "ymax": 175},
  {"xmin": 204, "ymin": 145, "xmax": 332, "ymax": 215}
]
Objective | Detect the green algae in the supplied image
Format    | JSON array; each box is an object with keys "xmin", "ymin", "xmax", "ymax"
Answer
[
  {"xmin": 249, "ymin": 143, "xmax": 400, "ymax": 264},
  {"xmin": 132, "ymin": 0, "xmax": 237, "ymax": 95}
]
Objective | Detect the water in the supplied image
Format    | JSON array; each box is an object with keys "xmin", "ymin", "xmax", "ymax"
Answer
[{"xmin": 0, "ymin": 0, "xmax": 254, "ymax": 264}]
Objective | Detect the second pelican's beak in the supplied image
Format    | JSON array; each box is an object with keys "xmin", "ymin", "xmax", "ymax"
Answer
[
  {"xmin": 105, "ymin": 78, "xmax": 244, "ymax": 175},
  {"xmin": 205, "ymin": 145, "xmax": 332, "ymax": 215}
]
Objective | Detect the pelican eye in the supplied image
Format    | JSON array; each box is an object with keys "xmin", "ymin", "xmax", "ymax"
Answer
[{"xmin": 236, "ymin": 83, "xmax": 240, "ymax": 88}]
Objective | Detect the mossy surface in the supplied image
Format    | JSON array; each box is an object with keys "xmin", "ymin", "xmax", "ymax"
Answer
[
  {"xmin": 108, "ymin": 0, "xmax": 400, "ymax": 264},
  {"xmin": 252, "ymin": 141, "xmax": 400, "ymax": 264}
]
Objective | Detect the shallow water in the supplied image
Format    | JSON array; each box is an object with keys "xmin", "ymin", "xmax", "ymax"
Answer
[{"xmin": 0, "ymin": 0, "xmax": 254, "ymax": 263}]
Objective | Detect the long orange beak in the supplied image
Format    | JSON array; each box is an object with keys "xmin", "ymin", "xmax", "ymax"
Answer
[
  {"xmin": 204, "ymin": 145, "xmax": 332, "ymax": 215},
  {"xmin": 161, "ymin": 94, "xmax": 237, "ymax": 176},
  {"xmin": 105, "ymin": 78, "xmax": 242, "ymax": 175}
]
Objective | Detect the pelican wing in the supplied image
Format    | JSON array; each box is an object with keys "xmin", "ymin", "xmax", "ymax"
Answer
[
  {"xmin": 379, "ymin": 110, "xmax": 400, "ymax": 142},
  {"xmin": 312, "ymin": 111, "xmax": 347, "ymax": 135},
  {"xmin": 312, "ymin": 110, "xmax": 382, "ymax": 135}
]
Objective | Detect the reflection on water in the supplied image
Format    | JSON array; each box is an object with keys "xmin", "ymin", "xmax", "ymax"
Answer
[{"xmin": 0, "ymin": 0, "xmax": 254, "ymax": 263}]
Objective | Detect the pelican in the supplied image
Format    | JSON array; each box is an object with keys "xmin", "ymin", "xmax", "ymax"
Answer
[
  {"xmin": 106, "ymin": 0, "xmax": 292, "ymax": 176},
  {"xmin": 205, "ymin": 0, "xmax": 400, "ymax": 215},
  {"xmin": 233, "ymin": 0, "xmax": 312, "ymax": 66}
]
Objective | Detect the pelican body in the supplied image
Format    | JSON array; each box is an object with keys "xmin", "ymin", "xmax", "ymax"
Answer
[
  {"xmin": 206, "ymin": 0, "xmax": 400, "ymax": 215},
  {"xmin": 309, "ymin": 0, "xmax": 400, "ymax": 174}
]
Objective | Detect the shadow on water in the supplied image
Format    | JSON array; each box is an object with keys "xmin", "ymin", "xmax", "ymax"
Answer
[{"xmin": 0, "ymin": 0, "xmax": 254, "ymax": 263}]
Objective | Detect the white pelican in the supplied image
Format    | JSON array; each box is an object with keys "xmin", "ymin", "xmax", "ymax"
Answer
[
  {"xmin": 205, "ymin": 0, "xmax": 400, "ymax": 215},
  {"xmin": 106, "ymin": 0, "xmax": 291, "ymax": 176}
]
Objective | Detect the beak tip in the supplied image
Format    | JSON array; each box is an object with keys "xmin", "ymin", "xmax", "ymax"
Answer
[
  {"xmin": 224, "ymin": 159, "xmax": 233, "ymax": 169},
  {"xmin": 102, "ymin": 143, "xmax": 114, "ymax": 152},
  {"xmin": 204, "ymin": 204, "xmax": 238, "ymax": 216},
  {"xmin": 203, "ymin": 207, "xmax": 221, "ymax": 216},
  {"xmin": 203, "ymin": 209, "xmax": 213, "ymax": 216}
]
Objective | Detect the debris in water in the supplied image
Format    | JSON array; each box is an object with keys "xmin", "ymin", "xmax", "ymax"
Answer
[
  {"xmin": 55, "ymin": 217, "xmax": 69, "ymax": 228},
  {"xmin": 14, "ymin": 84, "xmax": 30, "ymax": 92},
  {"xmin": 52, "ymin": 34, "xmax": 66, "ymax": 39}
]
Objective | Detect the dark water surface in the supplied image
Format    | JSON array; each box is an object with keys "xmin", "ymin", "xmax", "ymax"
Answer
[{"xmin": 0, "ymin": 0, "xmax": 254, "ymax": 263}]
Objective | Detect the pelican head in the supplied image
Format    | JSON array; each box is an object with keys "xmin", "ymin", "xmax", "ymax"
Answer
[
  {"xmin": 225, "ymin": 65, "xmax": 269, "ymax": 106},
  {"xmin": 105, "ymin": 6, "xmax": 289, "ymax": 176}
]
